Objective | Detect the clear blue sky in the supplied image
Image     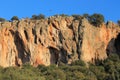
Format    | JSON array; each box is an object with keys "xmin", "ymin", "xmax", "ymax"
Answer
[{"xmin": 0, "ymin": 0, "xmax": 120, "ymax": 22}]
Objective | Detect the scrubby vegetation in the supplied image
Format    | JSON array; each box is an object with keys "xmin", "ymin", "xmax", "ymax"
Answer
[
  {"xmin": 72, "ymin": 13, "xmax": 105, "ymax": 27},
  {"xmin": 11, "ymin": 16, "xmax": 19, "ymax": 21},
  {"xmin": 31, "ymin": 14, "xmax": 45, "ymax": 20},
  {"xmin": 0, "ymin": 13, "xmax": 106, "ymax": 27},
  {"xmin": 0, "ymin": 17, "xmax": 6, "ymax": 22},
  {"xmin": 117, "ymin": 20, "xmax": 120, "ymax": 26},
  {"xmin": 0, "ymin": 53, "xmax": 120, "ymax": 80},
  {"xmin": 72, "ymin": 14, "xmax": 83, "ymax": 20},
  {"xmin": 88, "ymin": 13, "xmax": 104, "ymax": 26}
]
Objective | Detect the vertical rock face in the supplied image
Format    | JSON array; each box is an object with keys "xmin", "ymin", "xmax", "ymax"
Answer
[
  {"xmin": 80, "ymin": 19, "xmax": 120, "ymax": 63},
  {"xmin": 0, "ymin": 17, "xmax": 119, "ymax": 67}
]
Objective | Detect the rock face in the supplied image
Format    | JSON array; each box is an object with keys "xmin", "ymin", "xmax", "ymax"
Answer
[{"xmin": 0, "ymin": 17, "xmax": 119, "ymax": 67}]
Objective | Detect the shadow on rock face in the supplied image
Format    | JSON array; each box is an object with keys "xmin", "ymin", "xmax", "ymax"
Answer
[
  {"xmin": 115, "ymin": 33, "xmax": 120, "ymax": 55},
  {"xmin": 106, "ymin": 33, "xmax": 120, "ymax": 56},
  {"xmin": 48, "ymin": 46, "xmax": 68, "ymax": 65},
  {"xmin": 14, "ymin": 31, "xmax": 30, "ymax": 66},
  {"xmin": 48, "ymin": 47, "xmax": 59, "ymax": 65}
]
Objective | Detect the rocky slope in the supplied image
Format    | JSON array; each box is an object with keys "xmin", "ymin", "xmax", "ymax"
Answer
[{"xmin": 0, "ymin": 16, "xmax": 119, "ymax": 67}]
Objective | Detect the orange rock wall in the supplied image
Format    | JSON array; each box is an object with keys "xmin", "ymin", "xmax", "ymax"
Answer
[{"xmin": 0, "ymin": 17, "xmax": 119, "ymax": 67}]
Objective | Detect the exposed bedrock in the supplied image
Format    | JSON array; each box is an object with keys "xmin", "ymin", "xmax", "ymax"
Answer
[{"xmin": 0, "ymin": 17, "xmax": 120, "ymax": 67}]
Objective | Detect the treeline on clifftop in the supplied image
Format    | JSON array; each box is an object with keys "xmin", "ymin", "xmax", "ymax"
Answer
[
  {"xmin": 0, "ymin": 13, "xmax": 120, "ymax": 26},
  {"xmin": 72, "ymin": 13, "xmax": 104, "ymax": 27},
  {"xmin": 0, "ymin": 53, "xmax": 120, "ymax": 80}
]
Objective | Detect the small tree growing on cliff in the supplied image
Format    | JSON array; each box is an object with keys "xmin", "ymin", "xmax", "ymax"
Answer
[
  {"xmin": 83, "ymin": 13, "xmax": 90, "ymax": 20},
  {"xmin": 31, "ymin": 15, "xmax": 38, "ymax": 20},
  {"xmin": 0, "ymin": 17, "xmax": 5, "ymax": 22},
  {"xmin": 31, "ymin": 14, "xmax": 45, "ymax": 20},
  {"xmin": 117, "ymin": 20, "xmax": 120, "ymax": 26},
  {"xmin": 59, "ymin": 14, "xmax": 69, "ymax": 17},
  {"xmin": 89, "ymin": 13, "xmax": 104, "ymax": 27},
  {"xmin": 37, "ymin": 14, "xmax": 45, "ymax": 19},
  {"xmin": 72, "ymin": 14, "xmax": 83, "ymax": 20},
  {"xmin": 11, "ymin": 16, "xmax": 19, "ymax": 21}
]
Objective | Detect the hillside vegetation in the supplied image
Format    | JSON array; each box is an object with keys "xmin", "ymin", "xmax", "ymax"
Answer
[{"xmin": 0, "ymin": 53, "xmax": 119, "ymax": 80}]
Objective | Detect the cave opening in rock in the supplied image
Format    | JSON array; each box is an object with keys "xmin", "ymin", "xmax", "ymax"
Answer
[
  {"xmin": 106, "ymin": 33, "xmax": 120, "ymax": 56},
  {"xmin": 114, "ymin": 33, "xmax": 120, "ymax": 55},
  {"xmin": 48, "ymin": 47, "xmax": 59, "ymax": 65}
]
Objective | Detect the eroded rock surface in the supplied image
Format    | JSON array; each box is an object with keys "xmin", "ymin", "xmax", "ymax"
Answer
[{"xmin": 0, "ymin": 17, "xmax": 119, "ymax": 67}]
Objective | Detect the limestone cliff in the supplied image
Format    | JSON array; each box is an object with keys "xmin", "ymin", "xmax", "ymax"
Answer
[{"xmin": 0, "ymin": 16, "xmax": 119, "ymax": 67}]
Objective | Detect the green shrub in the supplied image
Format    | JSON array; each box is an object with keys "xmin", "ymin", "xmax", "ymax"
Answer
[
  {"xmin": 72, "ymin": 14, "xmax": 83, "ymax": 20},
  {"xmin": 89, "ymin": 13, "xmax": 104, "ymax": 26},
  {"xmin": 38, "ymin": 64, "xmax": 66, "ymax": 80},
  {"xmin": 38, "ymin": 14, "xmax": 45, "ymax": 19},
  {"xmin": 31, "ymin": 14, "xmax": 45, "ymax": 20},
  {"xmin": 83, "ymin": 13, "xmax": 90, "ymax": 20},
  {"xmin": 0, "ymin": 66, "xmax": 45, "ymax": 80},
  {"xmin": 0, "ymin": 18, "xmax": 5, "ymax": 22},
  {"xmin": 108, "ymin": 53, "xmax": 120, "ymax": 62},
  {"xmin": 11, "ymin": 16, "xmax": 19, "ymax": 21},
  {"xmin": 59, "ymin": 14, "xmax": 69, "ymax": 17},
  {"xmin": 117, "ymin": 20, "xmax": 120, "ymax": 26},
  {"xmin": 89, "ymin": 65, "xmax": 108, "ymax": 80},
  {"xmin": 60, "ymin": 66, "xmax": 86, "ymax": 80},
  {"xmin": 71, "ymin": 60, "xmax": 86, "ymax": 66},
  {"xmin": 31, "ymin": 14, "xmax": 38, "ymax": 20}
]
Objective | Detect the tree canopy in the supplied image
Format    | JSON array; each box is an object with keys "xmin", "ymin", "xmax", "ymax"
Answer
[
  {"xmin": 0, "ymin": 17, "xmax": 5, "ymax": 22},
  {"xmin": 11, "ymin": 16, "xmax": 19, "ymax": 21},
  {"xmin": 31, "ymin": 14, "xmax": 45, "ymax": 20},
  {"xmin": 89, "ymin": 13, "xmax": 104, "ymax": 26}
]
